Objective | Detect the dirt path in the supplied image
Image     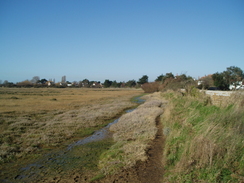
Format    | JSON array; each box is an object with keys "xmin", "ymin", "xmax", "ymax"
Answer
[
  {"xmin": 136, "ymin": 116, "xmax": 164, "ymax": 183},
  {"xmin": 95, "ymin": 116, "xmax": 165, "ymax": 183}
]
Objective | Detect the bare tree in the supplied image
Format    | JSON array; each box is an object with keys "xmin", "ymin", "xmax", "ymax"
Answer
[{"xmin": 31, "ymin": 76, "xmax": 40, "ymax": 84}]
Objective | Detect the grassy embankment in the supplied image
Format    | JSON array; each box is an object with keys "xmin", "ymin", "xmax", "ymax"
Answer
[
  {"xmin": 161, "ymin": 89, "xmax": 244, "ymax": 182},
  {"xmin": 0, "ymin": 88, "xmax": 143, "ymax": 166}
]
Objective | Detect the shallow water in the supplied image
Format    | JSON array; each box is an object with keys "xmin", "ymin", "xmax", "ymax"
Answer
[{"xmin": 67, "ymin": 108, "xmax": 137, "ymax": 150}]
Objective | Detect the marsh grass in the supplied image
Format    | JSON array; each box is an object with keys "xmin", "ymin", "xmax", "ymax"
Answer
[
  {"xmin": 97, "ymin": 92, "xmax": 165, "ymax": 175},
  {"xmin": 4, "ymin": 139, "xmax": 115, "ymax": 183},
  {"xmin": 0, "ymin": 88, "xmax": 142, "ymax": 165},
  {"xmin": 161, "ymin": 90, "xmax": 244, "ymax": 182}
]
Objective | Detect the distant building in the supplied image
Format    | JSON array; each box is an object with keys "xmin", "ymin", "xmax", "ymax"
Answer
[
  {"xmin": 47, "ymin": 81, "xmax": 54, "ymax": 86},
  {"xmin": 229, "ymin": 80, "xmax": 244, "ymax": 90},
  {"xmin": 91, "ymin": 82, "xmax": 102, "ymax": 88},
  {"xmin": 61, "ymin": 76, "xmax": 66, "ymax": 83}
]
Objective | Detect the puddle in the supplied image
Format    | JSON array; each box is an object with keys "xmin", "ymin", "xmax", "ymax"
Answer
[
  {"xmin": 67, "ymin": 96, "xmax": 144, "ymax": 150},
  {"xmin": 67, "ymin": 106, "xmax": 140, "ymax": 150},
  {"xmin": 68, "ymin": 114, "xmax": 118, "ymax": 150},
  {"xmin": 3, "ymin": 96, "xmax": 145, "ymax": 182},
  {"xmin": 133, "ymin": 96, "xmax": 146, "ymax": 104}
]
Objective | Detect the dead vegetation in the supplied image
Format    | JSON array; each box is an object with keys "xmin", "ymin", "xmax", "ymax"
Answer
[
  {"xmin": 0, "ymin": 88, "xmax": 143, "ymax": 164},
  {"xmin": 97, "ymin": 92, "xmax": 166, "ymax": 175}
]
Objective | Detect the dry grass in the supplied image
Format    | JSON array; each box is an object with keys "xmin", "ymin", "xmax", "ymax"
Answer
[
  {"xmin": 0, "ymin": 88, "xmax": 143, "ymax": 164},
  {"xmin": 161, "ymin": 90, "xmax": 244, "ymax": 182},
  {"xmin": 220, "ymin": 90, "xmax": 244, "ymax": 107},
  {"xmin": 0, "ymin": 88, "xmax": 142, "ymax": 113},
  {"xmin": 98, "ymin": 92, "xmax": 165, "ymax": 175}
]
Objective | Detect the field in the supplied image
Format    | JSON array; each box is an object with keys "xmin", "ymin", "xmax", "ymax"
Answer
[
  {"xmin": 2, "ymin": 87, "xmax": 243, "ymax": 182},
  {"xmin": 0, "ymin": 88, "xmax": 143, "ymax": 171}
]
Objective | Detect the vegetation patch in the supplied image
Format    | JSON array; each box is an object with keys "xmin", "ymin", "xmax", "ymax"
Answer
[
  {"xmin": 161, "ymin": 90, "xmax": 244, "ymax": 182},
  {"xmin": 97, "ymin": 92, "xmax": 165, "ymax": 175},
  {"xmin": 0, "ymin": 88, "xmax": 143, "ymax": 179},
  {"xmin": 2, "ymin": 139, "xmax": 115, "ymax": 183}
]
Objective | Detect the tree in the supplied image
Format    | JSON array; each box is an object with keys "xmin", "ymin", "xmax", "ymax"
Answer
[
  {"xmin": 72, "ymin": 81, "xmax": 78, "ymax": 87},
  {"xmin": 163, "ymin": 72, "xmax": 175, "ymax": 82},
  {"xmin": 3, "ymin": 80, "xmax": 8, "ymax": 86},
  {"xmin": 38, "ymin": 78, "xmax": 47, "ymax": 84},
  {"xmin": 80, "ymin": 79, "xmax": 89, "ymax": 87},
  {"xmin": 31, "ymin": 76, "xmax": 40, "ymax": 84},
  {"xmin": 155, "ymin": 74, "xmax": 164, "ymax": 82},
  {"xmin": 176, "ymin": 74, "xmax": 187, "ymax": 81},
  {"xmin": 224, "ymin": 66, "xmax": 244, "ymax": 86},
  {"xmin": 3, "ymin": 80, "xmax": 15, "ymax": 87},
  {"xmin": 212, "ymin": 66, "xmax": 244, "ymax": 90},
  {"xmin": 212, "ymin": 72, "xmax": 229, "ymax": 90},
  {"xmin": 111, "ymin": 80, "xmax": 120, "ymax": 88},
  {"xmin": 197, "ymin": 75, "xmax": 214, "ymax": 90},
  {"xmin": 138, "ymin": 75, "xmax": 148, "ymax": 85},
  {"xmin": 125, "ymin": 80, "xmax": 137, "ymax": 87},
  {"xmin": 103, "ymin": 79, "xmax": 112, "ymax": 88}
]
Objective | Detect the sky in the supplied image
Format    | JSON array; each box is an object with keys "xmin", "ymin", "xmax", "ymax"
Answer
[{"xmin": 0, "ymin": 0, "xmax": 244, "ymax": 83}]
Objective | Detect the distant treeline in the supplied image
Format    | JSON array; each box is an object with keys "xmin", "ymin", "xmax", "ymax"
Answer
[
  {"xmin": 141, "ymin": 66, "xmax": 244, "ymax": 93},
  {"xmin": 0, "ymin": 78, "xmax": 141, "ymax": 88},
  {"xmin": 1, "ymin": 66, "xmax": 243, "ymax": 91}
]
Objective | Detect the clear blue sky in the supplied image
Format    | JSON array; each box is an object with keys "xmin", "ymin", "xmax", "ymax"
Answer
[{"xmin": 1, "ymin": 0, "xmax": 243, "ymax": 83}]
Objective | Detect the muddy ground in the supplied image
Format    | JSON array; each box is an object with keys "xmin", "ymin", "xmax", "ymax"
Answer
[
  {"xmin": 95, "ymin": 117, "xmax": 164, "ymax": 183},
  {"xmin": 1, "ymin": 95, "xmax": 165, "ymax": 183},
  {"xmin": 60, "ymin": 116, "xmax": 165, "ymax": 183},
  {"xmin": 4, "ymin": 116, "xmax": 165, "ymax": 183}
]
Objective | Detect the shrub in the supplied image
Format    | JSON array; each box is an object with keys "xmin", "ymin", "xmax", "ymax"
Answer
[
  {"xmin": 158, "ymin": 77, "xmax": 197, "ymax": 92},
  {"xmin": 141, "ymin": 82, "xmax": 160, "ymax": 93}
]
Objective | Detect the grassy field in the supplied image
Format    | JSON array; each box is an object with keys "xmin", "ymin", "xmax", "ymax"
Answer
[
  {"xmin": 0, "ymin": 88, "xmax": 143, "ymax": 166},
  {"xmin": 3, "ymin": 87, "xmax": 243, "ymax": 182}
]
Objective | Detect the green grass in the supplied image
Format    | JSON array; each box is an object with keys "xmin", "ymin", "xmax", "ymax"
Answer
[
  {"xmin": 89, "ymin": 173, "xmax": 105, "ymax": 182},
  {"xmin": 1, "ymin": 139, "xmax": 115, "ymax": 182},
  {"xmin": 161, "ymin": 90, "xmax": 244, "ymax": 182}
]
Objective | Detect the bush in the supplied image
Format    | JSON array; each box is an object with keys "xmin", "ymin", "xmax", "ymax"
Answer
[
  {"xmin": 141, "ymin": 82, "xmax": 160, "ymax": 93},
  {"xmin": 159, "ymin": 77, "xmax": 196, "ymax": 92}
]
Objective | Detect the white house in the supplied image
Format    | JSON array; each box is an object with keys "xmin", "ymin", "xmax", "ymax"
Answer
[{"xmin": 229, "ymin": 81, "xmax": 244, "ymax": 90}]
